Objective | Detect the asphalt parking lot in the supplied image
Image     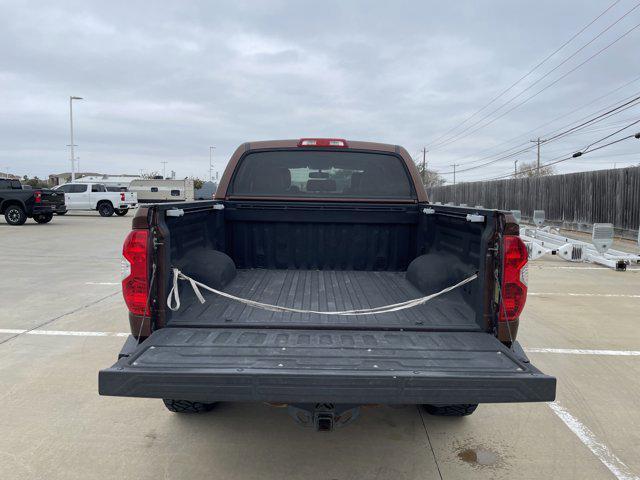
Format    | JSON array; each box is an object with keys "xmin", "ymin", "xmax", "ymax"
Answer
[{"xmin": 1, "ymin": 213, "xmax": 639, "ymax": 480}]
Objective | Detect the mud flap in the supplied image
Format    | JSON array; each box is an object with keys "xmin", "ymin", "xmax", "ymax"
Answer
[{"xmin": 99, "ymin": 328, "xmax": 556, "ymax": 404}]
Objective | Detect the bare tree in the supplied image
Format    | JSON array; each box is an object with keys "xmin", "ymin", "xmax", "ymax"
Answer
[
  {"xmin": 414, "ymin": 162, "xmax": 446, "ymax": 188},
  {"xmin": 514, "ymin": 160, "xmax": 555, "ymax": 178}
]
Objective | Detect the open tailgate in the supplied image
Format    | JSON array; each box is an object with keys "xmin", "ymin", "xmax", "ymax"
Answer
[{"xmin": 99, "ymin": 328, "xmax": 555, "ymax": 404}]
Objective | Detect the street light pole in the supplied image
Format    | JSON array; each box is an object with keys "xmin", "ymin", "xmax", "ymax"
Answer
[
  {"xmin": 69, "ymin": 96, "xmax": 83, "ymax": 182},
  {"xmin": 209, "ymin": 146, "xmax": 216, "ymax": 182},
  {"xmin": 514, "ymin": 159, "xmax": 518, "ymax": 177}
]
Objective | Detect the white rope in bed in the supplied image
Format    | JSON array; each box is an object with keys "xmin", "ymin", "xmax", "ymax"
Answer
[{"xmin": 167, "ymin": 268, "xmax": 478, "ymax": 316}]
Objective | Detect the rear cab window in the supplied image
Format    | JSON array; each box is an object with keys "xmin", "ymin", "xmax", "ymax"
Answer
[
  {"xmin": 0, "ymin": 179, "xmax": 22, "ymax": 189},
  {"xmin": 229, "ymin": 150, "xmax": 415, "ymax": 200},
  {"xmin": 68, "ymin": 184, "xmax": 88, "ymax": 193}
]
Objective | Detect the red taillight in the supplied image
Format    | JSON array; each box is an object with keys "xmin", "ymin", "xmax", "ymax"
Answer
[
  {"xmin": 122, "ymin": 230, "xmax": 149, "ymax": 316},
  {"xmin": 120, "ymin": 192, "xmax": 126, "ymax": 201},
  {"xmin": 297, "ymin": 138, "xmax": 348, "ymax": 147},
  {"xmin": 499, "ymin": 235, "xmax": 528, "ymax": 322},
  {"xmin": 34, "ymin": 191, "xmax": 42, "ymax": 203}
]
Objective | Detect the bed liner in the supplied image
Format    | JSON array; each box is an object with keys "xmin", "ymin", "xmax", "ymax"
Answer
[{"xmin": 168, "ymin": 269, "xmax": 479, "ymax": 330}]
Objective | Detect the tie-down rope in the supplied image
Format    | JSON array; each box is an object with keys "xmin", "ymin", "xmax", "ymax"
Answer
[{"xmin": 167, "ymin": 268, "xmax": 477, "ymax": 316}]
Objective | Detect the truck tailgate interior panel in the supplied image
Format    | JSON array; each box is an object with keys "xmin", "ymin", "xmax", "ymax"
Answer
[{"xmin": 99, "ymin": 328, "xmax": 556, "ymax": 404}]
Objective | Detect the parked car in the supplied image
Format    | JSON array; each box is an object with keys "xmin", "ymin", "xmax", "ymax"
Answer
[
  {"xmin": 53, "ymin": 182, "xmax": 137, "ymax": 217},
  {"xmin": 99, "ymin": 138, "xmax": 555, "ymax": 430},
  {"xmin": 0, "ymin": 178, "xmax": 66, "ymax": 225},
  {"xmin": 128, "ymin": 179, "xmax": 194, "ymax": 203}
]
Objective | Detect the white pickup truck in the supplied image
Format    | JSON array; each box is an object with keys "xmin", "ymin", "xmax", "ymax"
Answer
[{"xmin": 53, "ymin": 183, "xmax": 138, "ymax": 217}]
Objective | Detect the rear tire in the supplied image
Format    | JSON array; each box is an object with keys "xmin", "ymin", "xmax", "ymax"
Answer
[
  {"xmin": 423, "ymin": 404, "xmax": 478, "ymax": 416},
  {"xmin": 4, "ymin": 205, "xmax": 27, "ymax": 226},
  {"xmin": 98, "ymin": 202, "xmax": 114, "ymax": 217},
  {"xmin": 33, "ymin": 212, "xmax": 54, "ymax": 224},
  {"xmin": 163, "ymin": 399, "xmax": 217, "ymax": 414},
  {"xmin": 115, "ymin": 208, "xmax": 129, "ymax": 216}
]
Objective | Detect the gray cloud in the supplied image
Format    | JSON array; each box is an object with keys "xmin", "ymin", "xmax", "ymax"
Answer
[{"xmin": 0, "ymin": 0, "xmax": 638, "ymax": 182}]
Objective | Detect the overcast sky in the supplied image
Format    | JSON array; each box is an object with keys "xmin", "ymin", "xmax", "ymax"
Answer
[{"xmin": 1, "ymin": 0, "xmax": 638, "ymax": 183}]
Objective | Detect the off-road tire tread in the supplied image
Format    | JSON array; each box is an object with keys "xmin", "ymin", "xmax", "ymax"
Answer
[
  {"xmin": 423, "ymin": 404, "xmax": 478, "ymax": 416},
  {"xmin": 5, "ymin": 206, "xmax": 27, "ymax": 226},
  {"xmin": 163, "ymin": 399, "xmax": 216, "ymax": 414},
  {"xmin": 33, "ymin": 213, "xmax": 54, "ymax": 224},
  {"xmin": 98, "ymin": 201, "xmax": 114, "ymax": 217}
]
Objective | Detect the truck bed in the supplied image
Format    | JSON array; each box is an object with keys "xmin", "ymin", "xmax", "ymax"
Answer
[{"xmin": 168, "ymin": 269, "xmax": 479, "ymax": 330}]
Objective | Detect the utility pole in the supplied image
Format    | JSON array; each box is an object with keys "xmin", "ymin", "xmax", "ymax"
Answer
[
  {"xmin": 209, "ymin": 146, "xmax": 216, "ymax": 182},
  {"xmin": 69, "ymin": 96, "xmax": 83, "ymax": 181},
  {"xmin": 421, "ymin": 147, "xmax": 427, "ymax": 185},
  {"xmin": 161, "ymin": 161, "xmax": 168, "ymax": 179},
  {"xmin": 514, "ymin": 159, "xmax": 518, "ymax": 177},
  {"xmin": 450, "ymin": 163, "xmax": 459, "ymax": 203},
  {"xmin": 450, "ymin": 164, "xmax": 459, "ymax": 186},
  {"xmin": 530, "ymin": 137, "xmax": 545, "ymax": 176}
]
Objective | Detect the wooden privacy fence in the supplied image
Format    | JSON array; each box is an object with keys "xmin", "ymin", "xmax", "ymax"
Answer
[{"xmin": 426, "ymin": 166, "xmax": 640, "ymax": 239}]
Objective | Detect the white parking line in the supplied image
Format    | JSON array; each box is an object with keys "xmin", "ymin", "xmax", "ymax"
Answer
[
  {"xmin": 532, "ymin": 266, "xmax": 640, "ymax": 271},
  {"xmin": 0, "ymin": 329, "xmax": 128, "ymax": 337},
  {"xmin": 548, "ymin": 402, "xmax": 639, "ymax": 480},
  {"xmin": 529, "ymin": 292, "xmax": 640, "ymax": 298},
  {"xmin": 532, "ymin": 266, "xmax": 610, "ymax": 270},
  {"xmin": 526, "ymin": 348, "xmax": 640, "ymax": 356}
]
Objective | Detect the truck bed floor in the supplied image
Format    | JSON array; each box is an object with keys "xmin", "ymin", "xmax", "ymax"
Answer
[{"xmin": 169, "ymin": 269, "xmax": 479, "ymax": 330}]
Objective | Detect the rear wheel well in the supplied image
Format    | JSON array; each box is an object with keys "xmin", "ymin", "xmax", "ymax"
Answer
[
  {"xmin": 0, "ymin": 200, "xmax": 25, "ymax": 215},
  {"xmin": 96, "ymin": 200, "xmax": 113, "ymax": 209}
]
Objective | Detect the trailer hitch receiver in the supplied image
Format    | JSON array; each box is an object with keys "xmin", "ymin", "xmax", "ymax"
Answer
[{"xmin": 288, "ymin": 403, "xmax": 361, "ymax": 431}]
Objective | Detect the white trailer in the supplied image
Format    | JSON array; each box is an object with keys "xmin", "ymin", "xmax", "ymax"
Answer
[{"xmin": 129, "ymin": 179, "xmax": 195, "ymax": 203}]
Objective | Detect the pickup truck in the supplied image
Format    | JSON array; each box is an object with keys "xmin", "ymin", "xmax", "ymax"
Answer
[
  {"xmin": 99, "ymin": 138, "xmax": 555, "ymax": 430},
  {"xmin": 53, "ymin": 182, "xmax": 138, "ymax": 216},
  {"xmin": 1, "ymin": 178, "xmax": 66, "ymax": 225}
]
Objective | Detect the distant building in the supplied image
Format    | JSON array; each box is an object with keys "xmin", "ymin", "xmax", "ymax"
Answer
[
  {"xmin": 0, "ymin": 172, "xmax": 20, "ymax": 180},
  {"xmin": 49, "ymin": 172, "xmax": 102, "ymax": 186},
  {"xmin": 48, "ymin": 172, "xmax": 140, "ymax": 188},
  {"xmin": 75, "ymin": 174, "xmax": 140, "ymax": 189}
]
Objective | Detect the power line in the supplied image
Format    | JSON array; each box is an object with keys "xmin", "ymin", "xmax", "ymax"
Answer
[
  {"xmin": 428, "ymin": 3, "xmax": 640, "ymax": 151},
  {"xmin": 429, "ymin": 75, "xmax": 640, "ymax": 169},
  {"xmin": 437, "ymin": 94, "xmax": 640, "ymax": 174},
  {"xmin": 542, "ymin": 94, "xmax": 640, "ymax": 143},
  {"xmin": 581, "ymin": 118, "xmax": 640, "ymax": 150},
  {"xmin": 481, "ymin": 127, "xmax": 640, "ymax": 180},
  {"xmin": 424, "ymin": 0, "xmax": 623, "ymax": 148}
]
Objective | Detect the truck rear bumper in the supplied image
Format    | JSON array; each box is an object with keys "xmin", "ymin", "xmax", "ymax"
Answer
[
  {"xmin": 99, "ymin": 328, "xmax": 556, "ymax": 405},
  {"xmin": 33, "ymin": 205, "xmax": 66, "ymax": 214}
]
